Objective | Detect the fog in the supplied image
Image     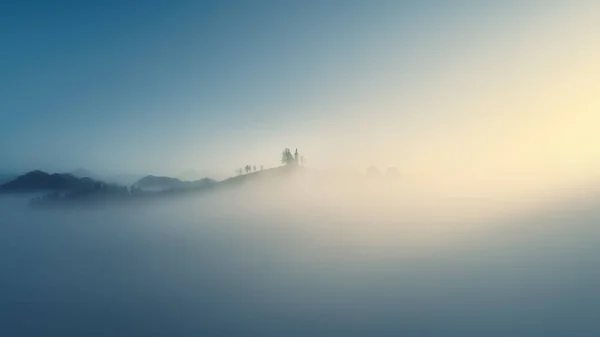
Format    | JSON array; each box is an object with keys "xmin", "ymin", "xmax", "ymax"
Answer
[{"xmin": 1, "ymin": 176, "xmax": 599, "ymax": 336}]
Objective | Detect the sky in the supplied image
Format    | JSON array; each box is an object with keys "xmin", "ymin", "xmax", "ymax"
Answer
[{"xmin": 1, "ymin": 1, "xmax": 599, "ymax": 192}]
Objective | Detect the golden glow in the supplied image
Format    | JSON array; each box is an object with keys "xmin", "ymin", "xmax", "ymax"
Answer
[
  {"xmin": 289, "ymin": 2, "xmax": 600, "ymax": 219},
  {"xmin": 192, "ymin": 2, "xmax": 600, "ymax": 230}
]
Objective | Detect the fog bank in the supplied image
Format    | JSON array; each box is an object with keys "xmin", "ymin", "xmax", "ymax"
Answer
[{"xmin": 1, "ymin": 180, "xmax": 599, "ymax": 336}]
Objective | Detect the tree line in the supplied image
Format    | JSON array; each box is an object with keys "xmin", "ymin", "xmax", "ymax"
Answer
[{"xmin": 234, "ymin": 148, "xmax": 305, "ymax": 176}]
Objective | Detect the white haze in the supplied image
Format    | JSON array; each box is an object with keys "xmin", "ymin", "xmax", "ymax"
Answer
[{"xmin": 1, "ymin": 173, "xmax": 600, "ymax": 336}]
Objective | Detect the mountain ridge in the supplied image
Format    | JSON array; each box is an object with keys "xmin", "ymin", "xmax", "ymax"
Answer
[{"xmin": 0, "ymin": 170, "xmax": 97, "ymax": 192}]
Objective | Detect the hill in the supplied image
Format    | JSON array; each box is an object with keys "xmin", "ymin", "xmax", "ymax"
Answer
[
  {"xmin": 25, "ymin": 164, "xmax": 328, "ymax": 207},
  {"xmin": 105, "ymin": 173, "xmax": 148, "ymax": 187},
  {"xmin": 132, "ymin": 175, "xmax": 186, "ymax": 192},
  {"xmin": 70, "ymin": 168, "xmax": 103, "ymax": 181},
  {"xmin": 133, "ymin": 175, "xmax": 216, "ymax": 192},
  {"xmin": 0, "ymin": 170, "xmax": 97, "ymax": 192},
  {"xmin": 176, "ymin": 169, "xmax": 204, "ymax": 182}
]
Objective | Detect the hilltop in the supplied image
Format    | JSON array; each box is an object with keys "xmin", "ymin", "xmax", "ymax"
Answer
[
  {"xmin": 10, "ymin": 148, "xmax": 403, "ymax": 208},
  {"xmin": 0, "ymin": 170, "xmax": 97, "ymax": 192},
  {"xmin": 132, "ymin": 175, "xmax": 216, "ymax": 192},
  {"xmin": 70, "ymin": 168, "xmax": 103, "ymax": 181}
]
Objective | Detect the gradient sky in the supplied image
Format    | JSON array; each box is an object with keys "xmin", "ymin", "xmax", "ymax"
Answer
[{"xmin": 1, "ymin": 1, "xmax": 598, "ymax": 187}]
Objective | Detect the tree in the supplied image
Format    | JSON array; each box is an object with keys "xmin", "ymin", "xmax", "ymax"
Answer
[{"xmin": 281, "ymin": 148, "xmax": 295, "ymax": 165}]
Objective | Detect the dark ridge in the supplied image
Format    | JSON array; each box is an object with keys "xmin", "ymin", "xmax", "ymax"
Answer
[{"xmin": 0, "ymin": 170, "xmax": 92, "ymax": 192}]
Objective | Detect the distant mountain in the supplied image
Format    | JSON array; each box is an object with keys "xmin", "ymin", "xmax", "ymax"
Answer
[
  {"xmin": 177, "ymin": 169, "xmax": 204, "ymax": 182},
  {"xmin": 133, "ymin": 175, "xmax": 186, "ymax": 192},
  {"xmin": 189, "ymin": 177, "xmax": 217, "ymax": 189},
  {"xmin": 106, "ymin": 173, "xmax": 148, "ymax": 187},
  {"xmin": 0, "ymin": 170, "xmax": 99, "ymax": 192},
  {"xmin": 71, "ymin": 168, "xmax": 103, "ymax": 181},
  {"xmin": 133, "ymin": 175, "xmax": 217, "ymax": 192},
  {"xmin": 25, "ymin": 165, "xmax": 315, "ymax": 207}
]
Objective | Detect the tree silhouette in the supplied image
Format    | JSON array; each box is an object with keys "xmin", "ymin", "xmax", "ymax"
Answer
[{"xmin": 282, "ymin": 148, "xmax": 295, "ymax": 165}]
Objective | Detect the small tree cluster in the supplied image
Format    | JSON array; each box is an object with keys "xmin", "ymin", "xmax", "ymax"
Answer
[
  {"xmin": 282, "ymin": 148, "xmax": 305, "ymax": 166},
  {"xmin": 235, "ymin": 147, "xmax": 305, "ymax": 177},
  {"xmin": 281, "ymin": 148, "xmax": 295, "ymax": 165},
  {"xmin": 235, "ymin": 164, "xmax": 262, "ymax": 176}
]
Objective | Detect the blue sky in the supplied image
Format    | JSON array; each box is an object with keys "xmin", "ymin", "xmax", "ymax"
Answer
[
  {"xmin": 2, "ymin": 1, "xmax": 596, "ymax": 182},
  {"xmin": 2, "ymin": 1, "xmax": 415, "ymax": 174}
]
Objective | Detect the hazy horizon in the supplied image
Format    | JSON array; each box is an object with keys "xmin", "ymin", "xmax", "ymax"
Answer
[
  {"xmin": 1, "ymin": 2, "xmax": 599, "ymax": 335},
  {"xmin": 2, "ymin": 1, "xmax": 599, "ymax": 195},
  {"xmin": 1, "ymin": 170, "xmax": 599, "ymax": 336}
]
